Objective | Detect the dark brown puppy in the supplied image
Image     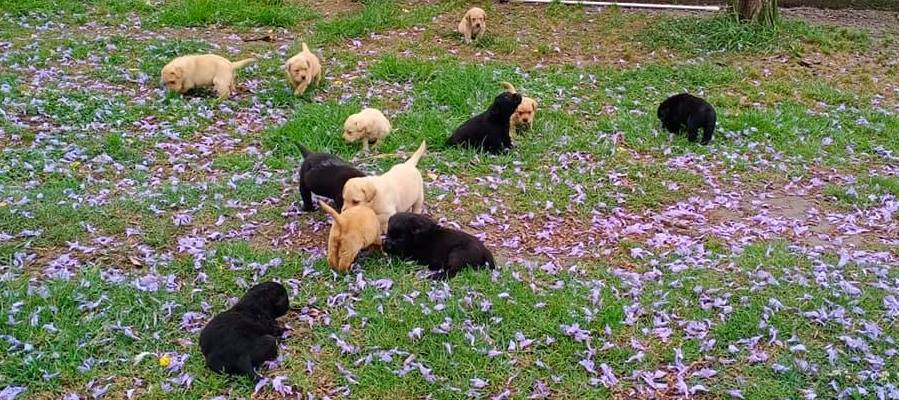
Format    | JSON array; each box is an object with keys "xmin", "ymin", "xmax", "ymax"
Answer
[
  {"xmin": 447, "ymin": 91, "xmax": 522, "ymax": 155},
  {"xmin": 298, "ymin": 144, "xmax": 366, "ymax": 211},
  {"xmin": 657, "ymin": 93, "xmax": 717, "ymax": 145},
  {"xmin": 199, "ymin": 282, "xmax": 289, "ymax": 381},
  {"xmin": 384, "ymin": 213, "xmax": 495, "ymax": 280}
]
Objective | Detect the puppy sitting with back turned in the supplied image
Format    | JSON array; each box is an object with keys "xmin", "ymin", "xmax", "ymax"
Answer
[
  {"xmin": 384, "ymin": 213, "xmax": 495, "ymax": 280},
  {"xmin": 458, "ymin": 7, "xmax": 487, "ymax": 43},
  {"xmin": 161, "ymin": 54, "xmax": 255, "ymax": 99},
  {"xmin": 343, "ymin": 108, "xmax": 392, "ymax": 153},
  {"xmin": 321, "ymin": 201, "xmax": 382, "ymax": 273},
  {"xmin": 199, "ymin": 282, "xmax": 289, "ymax": 381},
  {"xmin": 657, "ymin": 93, "xmax": 717, "ymax": 145},
  {"xmin": 298, "ymin": 144, "xmax": 366, "ymax": 212},
  {"xmin": 448, "ymin": 90, "xmax": 522, "ymax": 154}
]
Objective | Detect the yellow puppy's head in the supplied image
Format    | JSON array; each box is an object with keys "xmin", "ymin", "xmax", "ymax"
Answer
[
  {"xmin": 515, "ymin": 97, "xmax": 538, "ymax": 126},
  {"xmin": 288, "ymin": 57, "xmax": 312, "ymax": 84},
  {"xmin": 321, "ymin": 201, "xmax": 363, "ymax": 272},
  {"xmin": 160, "ymin": 64, "xmax": 184, "ymax": 92},
  {"xmin": 342, "ymin": 114, "xmax": 366, "ymax": 143},
  {"xmin": 466, "ymin": 7, "xmax": 486, "ymax": 30},
  {"xmin": 341, "ymin": 178, "xmax": 377, "ymax": 211}
]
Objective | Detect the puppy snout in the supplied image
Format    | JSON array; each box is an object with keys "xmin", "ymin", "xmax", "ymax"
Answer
[{"xmin": 474, "ymin": 22, "xmax": 481, "ymax": 28}]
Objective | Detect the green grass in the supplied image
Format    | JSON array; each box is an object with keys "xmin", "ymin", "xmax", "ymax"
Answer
[
  {"xmin": 156, "ymin": 0, "xmax": 317, "ymax": 28},
  {"xmin": 3, "ymin": 2, "xmax": 899, "ymax": 398},
  {"xmin": 639, "ymin": 13, "xmax": 870, "ymax": 55}
]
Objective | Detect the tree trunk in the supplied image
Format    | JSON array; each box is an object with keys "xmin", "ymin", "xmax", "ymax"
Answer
[{"xmin": 736, "ymin": 0, "xmax": 778, "ymax": 25}]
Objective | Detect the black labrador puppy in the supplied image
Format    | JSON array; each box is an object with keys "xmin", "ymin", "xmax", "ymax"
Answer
[
  {"xmin": 657, "ymin": 93, "xmax": 717, "ymax": 145},
  {"xmin": 447, "ymin": 91, "xmax": 522, "ymax": 154},
  {"xmin": 199, "ymin": 282, "xmax": 289, "ymax": 381},
  {"xmin": 384, "ymin": 213, "xmax": 495, "ymax": 280},
  {"xmin": 298, "ymin": 144, "xmax": 366, "ymax": 211}
]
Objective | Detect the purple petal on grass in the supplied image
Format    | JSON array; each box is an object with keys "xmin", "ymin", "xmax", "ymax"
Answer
[
  {"xmin": 253, "ymin": 378, "xmax": 270, "ymax": 395},
  {"xmin": 0, "ymin": 387, "xmax": 26, "ymax": 400},
  {"xmin": 727, "ymin": 389, "xmax": 745, "ymax": 399},
  {"xmin": 272, "ymin": 375, "xmax": 293, "ymax": 395},
  {"xmin": 470, "ymin": 378, "xmax": 488, "ymax": 389}
]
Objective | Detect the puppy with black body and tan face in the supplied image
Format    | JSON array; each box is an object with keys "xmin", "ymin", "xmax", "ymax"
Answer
[
  {"xmin": 343, "ymin": 108, "xmax": 392, "ymax": 153},
  {"xmin": 458, "ymin": 7, "xmax": 487, "ymax": 43},
  {"xmin": 384, "ymin": 213, "xmax": 495, "ymax": 280},
  {"xmin": 320, "ymin": 201, "xmax": 382, "ymax": 273},
  {"xmin": 447, "ymin": 90, "xmax": 522, "ymax": 154},
  {"xmin": 284, "ymin": 42, "xmax": 322, "ymax": 96},
  {"xmin": 342, "ymin": 141, "xmax": 427, "ymax": 232},
  {"xmin": 500, "ymin": 82, "xmax": 538, "ymax": 138},
  {"xmin": 160, "ymin": 54, "xmax": 255, "ymax": 99}
]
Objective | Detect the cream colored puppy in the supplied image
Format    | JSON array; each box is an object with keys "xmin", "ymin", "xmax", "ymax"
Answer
[
  {"xmin": 285, "ymin": 43, "xmax": 322, "ymax": 96},
  {"xmin": 160, "ymin": 54, "xmax": 255, "ymax": 99},
  {"xmin": 321, "ymin": 201, "xmax": 382, "ymax": 273},
  {"xmin": 343, "ymin": 108, "xmax": 392, "ymax": 153},
  {"xmin": 458, "ymin": 7, "xmax": 486, "ymax": 43},
  {"xmin": 500, "ymin": 82, "xmax": 538, "ymax": 138},
  {"xmin": 342, "ymin": 141, "xmax": 427, "ymax": 232}
]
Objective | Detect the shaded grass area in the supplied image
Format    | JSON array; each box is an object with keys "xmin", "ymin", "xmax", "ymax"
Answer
[
  {"xmin": 156, "ymin": 0, "xmax": 318, "ymax": 28},
  {"xmin": 639, "ymin": 13, "xmax": 870, "ymax": 55}
]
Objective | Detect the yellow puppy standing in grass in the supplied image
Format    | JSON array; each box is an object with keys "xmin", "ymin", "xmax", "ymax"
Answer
[
  {"xmin": 500, "ymin": 82, "xmax": 538, "ymax": 138},
  {"xmin": 343, "ymin": 108, "xmax": 392, "ymax": 153},
  {"xmin": 320, "ymin": 201, "xmax": 382, "ymax": 273},
  {"xmin": 458, "ymin": 7, "xmax": 486, "ymax": 43},
  {"xmin": 160, "ymin": 54, "xmax": 255, "ymax": 99},
  {"xmin": 285, "ymin": 43, "xmax": 322, "ymax": 96},
  {"xmin": 342, "ymin": 141, "xmax": 427, "ymax": 232}
]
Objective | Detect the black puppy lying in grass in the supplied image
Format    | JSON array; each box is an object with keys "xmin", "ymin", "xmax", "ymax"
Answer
[
  {"xmin": 199, "ymin": 282, "xmax": 289, "ymax": 381},
  {"xmin": 448, "ymin": 90, "xmax": 522, "ymax": 154},
  {"xmin": 657, "ymin": 93, "xmax": 717, "ymax": 145},
  {"xmin": 298, "ymin": 144, "xmax": 366, "ymax": 211},
  {"xmin": 384, "ymin": 213, "xmax": 495, "ymax": 280}
]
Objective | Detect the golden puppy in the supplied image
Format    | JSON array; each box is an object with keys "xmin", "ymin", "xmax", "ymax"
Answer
[
  {"xmin": 500, "ymin": 82, "xmax": 538, "ymax": 138},
  {"xmin": 458, "ymin": 7, "xmax": 486, "ymax": 43},
  {"xmin": 160, "ymin": 54, "xmax": 255, "ymax": 99},
  {"xmin": 285, "ymin": 43, "xmax": 322, "ymax": 96},
  {"xmin": 342, "ymin": 141, "xmax": 427, "ymax": 232},
  {"xmin": 343, "ymin": 108, "xmax": 392, "ymax": 153},
  {"xmin": 320, "ymin": 201, "xmax": 382, "ymax": 273}
]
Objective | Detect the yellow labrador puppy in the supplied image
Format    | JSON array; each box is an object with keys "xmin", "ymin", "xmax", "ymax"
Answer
[
  {"xmin": 342, "ymin": 141, "xmax": 427, "ymax": 232},
  {"xmin": 285, "ymin": 42, "xmax": 322, "ymax": 96},
  {"xmin": 320, "ymin": 201, "xmax": 381, "ymax": 273},
  {"xmin": 458, "ymin": 7, "xmax": 486, "ymax": 43},
  {"xmin": 160, "ymin": 54, "xmax": 255, "ymax": 99},
  {"xmin": 500, "ymin": 82, "xmax": 538, "ymax": 138},
  {"xmin": 343, "ymin": 108, "xmax": 392, "ymax": 153}
]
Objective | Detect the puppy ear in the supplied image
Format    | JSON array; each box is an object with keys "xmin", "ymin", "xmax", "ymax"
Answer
[
  {"xmin": 362, "ymin": 183, "xmax": 377, "ymax": 202},
  {"xmin": 531, "ymin": 99, "xmax": 538, "ymax": 111},
  {"xmin": 465, "ymin": 13, "xmax": 472, "ymax": 23}
]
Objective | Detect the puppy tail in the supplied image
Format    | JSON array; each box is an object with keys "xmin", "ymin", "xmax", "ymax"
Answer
[
  {"xmin": 405, "ymin": 141, "xmax": 427, "ymax": 167},
  {"xmin": 301, "ymin": 42, "xmax": 310, "ymax": 53},
  {"xmin": 298, "ymin": 143, "xmax": 311, "ymax": 158},
  {"xmin": 231, "ymin": 58, "xmax": 256, "ymax": 70},
  {"xmin": 500, "ymin": 81, "xmax": 517, "ymax": 93},
  {"xmin": 319, "ymin": 201, "xmax": 342, "ymax": 226}
]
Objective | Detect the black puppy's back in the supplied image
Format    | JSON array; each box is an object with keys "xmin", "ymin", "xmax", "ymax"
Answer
[
  {"xmin": 448, "ymin": 92, "xmax": 522, "ymax": 154},
  {"xmin": 298, "ymin": 144, "xmax": 366, "ymax": 211},
  {"xmin": 199, "ymin": 282, "xmax": 289, "ymax": 380},
  {"xmin": 385, "ymin": 213, "xmax": 494, "ymax": 280},
  {"xmin": 657, "ymin": 93, "xmax": 716, "ymax": 145}
]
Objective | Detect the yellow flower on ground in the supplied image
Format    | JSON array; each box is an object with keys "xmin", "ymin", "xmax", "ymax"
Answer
[{"xmin": 159, "ymin": 354, "xmax": 171, "ymax": 368}]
